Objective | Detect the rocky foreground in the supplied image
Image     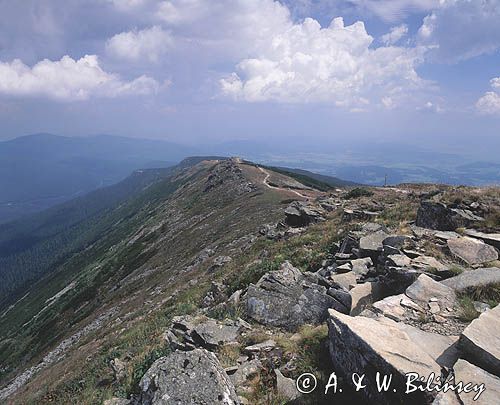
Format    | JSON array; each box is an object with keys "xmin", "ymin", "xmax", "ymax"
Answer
[{"xmin": 103, "ymin": 185, "xmax": 500, "ymax": 405}]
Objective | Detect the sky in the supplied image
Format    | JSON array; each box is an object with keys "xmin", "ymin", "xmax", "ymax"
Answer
[{"xmin": 0, "ymin": 0, "xmax": 499, "ymax": 156}]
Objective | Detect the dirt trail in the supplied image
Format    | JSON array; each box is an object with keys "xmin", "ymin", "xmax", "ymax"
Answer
[{"xmin": 257, "ymin": 167, "xmax": 308, "ymax": 198}]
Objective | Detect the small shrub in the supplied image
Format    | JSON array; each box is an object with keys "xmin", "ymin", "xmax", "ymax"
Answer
[
  {"xmin": 343, "ymin": 188, "xmax": 374, "ymax": 200},
  {"xmin": 457, "ymin": 296, "xmax": 480, "ymax": 322}
]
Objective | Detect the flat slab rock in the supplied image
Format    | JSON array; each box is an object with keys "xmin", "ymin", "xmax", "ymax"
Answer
[
  {"xmin": 464, "ymin": 229, "xmax": 500, "ymax": 250},
  {"xmin": 138, "ymin": 348, "xmax": 239, "ymax": 404},
  {"xmin": 447, "ymin": 237, "xmax": 498, "ymax": 266},
  {"xmin": 453, "ymin": 359, "xmax": 500, "ymax": 405},
  {"xmin": 246, "ymin": 261, "xmax": 348, "ymax": 331},
  {"xmin": 359, "ymin": 230, "xmax": 389, "ymax": 253},
  {"xmin": 405, "ymin": 274, "xmax": 456, "ymax": 309},
  {"xmin": 460, "ymin": 304, "xmax": 500, "ymax": 377},
  {"xmin": 442, "ymin": 267, "xmax": 500, "ymax": 292},
  {"xmin": 328, "ymin": 309, "xmax": 447, "ymax": 404}
]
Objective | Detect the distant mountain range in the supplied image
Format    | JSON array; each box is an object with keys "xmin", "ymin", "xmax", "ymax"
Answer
[
  {"xmin": 1, "ymin": 133, "xmax": 498, "ymax": 224},
  {"xmin": 0, "ymin": 134, "xmax": 195, "ymax": 223}
]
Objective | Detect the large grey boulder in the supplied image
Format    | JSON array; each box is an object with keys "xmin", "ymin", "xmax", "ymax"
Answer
[
  {"xmin": 138, "ymin": 348, "xmax": 240, "ymax": 404},
  {"xmin": 459, "ymin": 304, "xmax": 500, "ymax": 376},
  {"xmin": 416, "ymin": 201, "xmax": 483, "ymax": 231},
  {"xmin": 447, "ymin": 237, "xmax": 498, "ymax": 266},
  {"xmin": 453, "ymin": 359, "xmax": 500, "ymax": 405},
  {"xmin": 246, "ymin": 262, "xmax": 348, "ymax": 331},
  {"xmin": 327, "ymin": 309, "xmax": 444, "ymax": 404},
  {"xmin": 284, "ymin": 201, "xmax": 325, "ymax": 227},
  {"xmin": 442, "ymin": 267, "xmax": 500, "ymax": 292}
]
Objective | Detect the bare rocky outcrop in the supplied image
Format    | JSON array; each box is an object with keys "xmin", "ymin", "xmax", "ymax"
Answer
[
  {"xmin": 245, "ymin": 262, "xmax": 349, "ymax": 331},
  {"xmin": 416, "ymin": 201, "xmax": 484, "ymax": 231},
  {"xmin": 284, "ymin": 201, "xmax": 325, "ymax": 227}
]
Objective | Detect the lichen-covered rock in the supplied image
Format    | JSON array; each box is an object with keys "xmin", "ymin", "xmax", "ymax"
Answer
[
  {"xmin": 246, "ymin": 262, "xmax": 348, "ymax": 331},
  {"xmin": 138, "ymin": 348, "xmax": 240, "ymax": 404}
]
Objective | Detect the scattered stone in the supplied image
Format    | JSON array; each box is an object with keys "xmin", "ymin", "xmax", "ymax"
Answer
[
  {"xmin": 361, "ymin": 222, "xmax": 387, "ymax": 233},
  {"xmin": 372, "ymin": 294, "xmax": 408, "ymax": 322},
  {"xmin": 473, "ymin": 301, "xmax": 491, "ymax": 313},
  {"xmin": 405, "ymin": 274, "xmax": 456, "ymax": 309},
  {"xmin": 387, "ymin": 254, "xmax": 412, "ymax": 267},
  {"xmin": 442, "ymin": 267, "xmax": 500, "ymax": 292},
  {"xmin": 335, "ymin": 263, "xmax": 352, "ymax": 273},
  {"xmin": 459, "ymin": 304, "xmax": 500, "ymax": 376},
  {"xmin": 165, "ymin": 315, "xmax": 247, "ymax": 351},
  {"xmin": 275, "ymin": 369, "xmax": 300, "ymax": 401},
  {"xmin": 244, "ymin": 340, "xmax": 276, "ymax": 354},
  {"xmin": 350, "ymin": 257, "xmax": 373, "ymax": 277},
  {"xmin": 227, "ymin": 359, "xmax": 262, "ymax": 393},
  {"xmin": 383, "ymin": 235, "xmax": 412, "ymax": 249},
  {"xmin": 138, "ymin": 349, "xmax": 239, "ymax": 404},
  {"xmin": 110, "ymin": 358, "xmax": 127, "ymax": 381},
  {"xmin": 447, "ymin": 237, "xmax": 498, "ymax": 266},
  {"xmin": 327, "ymin": 286, "xmax": 352, "ymax": 310},
  {"xmin": 246, "ymin": 262, "xmax": 348, "ymax": 331},
  {"xmin": 359, "ymin": 230, "xmax": 389, "ymax": 257},
  {"xmin": 434, "ymin": 231, "xmax": 461, "ymax": 241},
  {"xmin": 411, "ymin": 256, "xmax": 448, "ymax": 274},
  {"xmin": 453, "ymin": 359, "xmax": 500, "ymax": 405},
  {"xmin": 330, "ymin": 271, "xmax": 357, "ymax": 290},
  {"xmin": 349, "ymin": 282, "xmax": 384, "ymax": 316}
]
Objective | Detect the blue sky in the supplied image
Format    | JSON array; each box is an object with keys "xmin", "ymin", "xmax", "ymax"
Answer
[{"xmin": 0, "ymin": 0, "xmax": 499, "ymax": 158}]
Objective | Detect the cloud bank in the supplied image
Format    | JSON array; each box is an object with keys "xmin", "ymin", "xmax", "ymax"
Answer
[{"xmin": 0, "ymin": 55, "xmax": 159, "ymax": 101}]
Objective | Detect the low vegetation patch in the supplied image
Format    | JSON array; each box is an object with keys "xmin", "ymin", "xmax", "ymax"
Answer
[{"xmin": 343, "ymin": 187, "xmax": 374, "ymax": 199}]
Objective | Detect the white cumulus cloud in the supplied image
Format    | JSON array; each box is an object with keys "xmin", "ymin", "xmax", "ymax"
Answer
[
  {"xmin": 381, "ymin": 24, "xmax": 408, "ymax": 45},
  {"xmin": 220, "ymin": 17, "xmax": 426, "ymax": 108},
  {"xmin": 476, "ymin": 77, "xmax": 500, "ymax": 115},
  {"xmin": 0, "ymin": 55, "xmax": 159, "ymax": 101},
  {"xmin": 106, "ymin": 26, "xmax": 172, "ymax": 62}
]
